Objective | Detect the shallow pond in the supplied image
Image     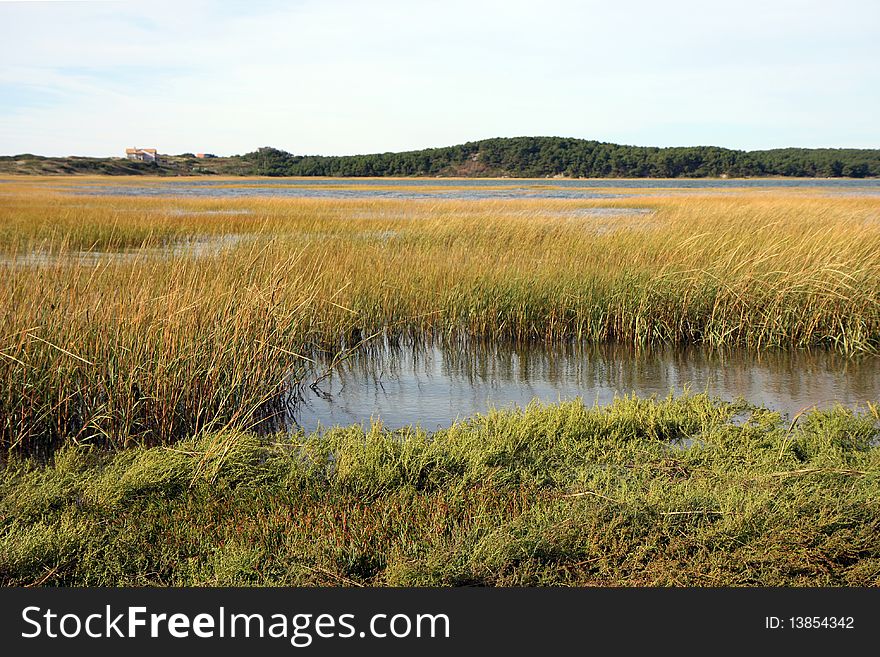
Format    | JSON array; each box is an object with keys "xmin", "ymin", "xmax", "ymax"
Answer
[
  {"xmin": 61, "ymin": 177, "xmax": 880, "ymax": 200},
  {"xmin": 287, "ymin": 342, "xmax": 880, "ymax": 432}
]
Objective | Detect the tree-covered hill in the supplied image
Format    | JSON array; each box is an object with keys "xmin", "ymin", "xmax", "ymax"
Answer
[
  {"xmin": 3, "ymin": 137, "xmax": 879, "ymax": 177},
  {"xmin": 240, "ymin": 138, "xmax": 880, "ymax": 178}
]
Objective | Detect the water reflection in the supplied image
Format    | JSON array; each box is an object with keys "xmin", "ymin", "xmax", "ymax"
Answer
[{"xmin": 290, "ymin": 342, "xmax": 880, "ymax": 432}]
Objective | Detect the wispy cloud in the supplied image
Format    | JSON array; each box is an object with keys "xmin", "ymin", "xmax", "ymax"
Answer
[{"xmin": 1, "ymin": 0, "xmax": 878, "ymax": 155}]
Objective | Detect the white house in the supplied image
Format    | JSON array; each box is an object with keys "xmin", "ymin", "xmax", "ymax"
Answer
[{"xmin": 125, "ymin": 148, "xmax": 159, "ymax": 163}]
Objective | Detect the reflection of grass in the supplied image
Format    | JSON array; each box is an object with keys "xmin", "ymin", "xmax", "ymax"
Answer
[
  {"xmin": 1, "ymin": 179, "xmax": 879, "ymax": 455},
  {"xmin": 1, "ymin": 395, "xmax": 878, "ymax": 586}
]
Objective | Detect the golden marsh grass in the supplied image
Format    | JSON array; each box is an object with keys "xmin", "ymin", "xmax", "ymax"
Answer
[{"xmin": 1, "ymin": 178, "xmax": 879, "ymax": 454}]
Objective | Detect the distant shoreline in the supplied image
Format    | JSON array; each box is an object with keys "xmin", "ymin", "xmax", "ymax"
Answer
[
  {"xmin": 1, "ymin": 172, "xmax": 878, "ymax": 182},
  {"xmin": 2, "ymin": 174, "xmax": 879, "ymax": 183},
  {"xmin": 2, "ymin": 136, "xmax": 879, "ymax": 178}
]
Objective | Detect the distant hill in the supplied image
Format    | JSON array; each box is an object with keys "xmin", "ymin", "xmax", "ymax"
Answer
[
  {"xmin": 3, "ymin": 137, "xmax": 879, "ymax": 178},
  {"xmin": 0, "ymin": 153, "xmax": 249, "ymax": 176}
]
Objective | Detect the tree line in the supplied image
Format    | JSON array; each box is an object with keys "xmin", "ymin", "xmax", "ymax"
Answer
[
  {"xmin": 4, "ymin": 137, "xmax": 878, "ymax": 177},
  {"xmin": 238, "ymin": 137, "xmax": 880, "ymax": 178}
]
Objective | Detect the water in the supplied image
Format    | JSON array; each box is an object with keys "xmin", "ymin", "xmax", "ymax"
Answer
[
  {"xmin": 59, "ymin": 177, "xmax": 880, "ymax": 200},
  {"xmin": 69, "ymin": 184, "xmax": 622, "ymax": 201},
  {"xmin": 0, "ymin": 233, "xmax": 253, "ymax": 268},
  {"xmin": 57, "ymin": 177, "xmax": 880, "ymax": 188},
  {"xmin": 287, "ymin": 342, "xmax": 880, "ymax": 433}
]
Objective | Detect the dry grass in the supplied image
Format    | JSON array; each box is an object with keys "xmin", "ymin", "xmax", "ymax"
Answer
[{"xmin": 1, "ymin": 178, "xmax": 879, "ymax": 455}]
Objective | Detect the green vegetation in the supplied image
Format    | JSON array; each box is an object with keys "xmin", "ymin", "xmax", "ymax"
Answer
[
  {"xmin": 3, "ymin": 136, "xmax": 879, "ymax": 177},
  {"xmin": 2, "ymin": 395, "xmax": 878, "ymax": 586},
  {"xmin": 242, "ymin": 139, "xmax": 880, "ymax": 178}
]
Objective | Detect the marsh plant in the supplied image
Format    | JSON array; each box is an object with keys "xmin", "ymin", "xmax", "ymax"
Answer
[
  {"xmin": 1, "ymin": 178, "xmax": 879, "ymax": 586},
  {"xmin": 1, "ymin": 395, "xmax": 878, "ymax": 586},
  {"xmin": 1, "ymin": 180, "xmax": 879, "ymax": 456}
]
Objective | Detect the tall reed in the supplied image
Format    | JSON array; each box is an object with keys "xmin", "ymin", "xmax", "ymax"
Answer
[{"xmin": 1, "ymin": 179, "xmax": 879, "ymax": 455}]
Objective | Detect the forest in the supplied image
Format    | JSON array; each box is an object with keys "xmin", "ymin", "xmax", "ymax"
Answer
[{"xmin": 240, "ymin": 137, "xmax": 880, "ymax": 178}]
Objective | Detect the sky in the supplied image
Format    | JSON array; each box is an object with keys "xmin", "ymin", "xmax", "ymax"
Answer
[{"xmin": 1, "ymin": 0, "xmax": 878, "ymax": 157}]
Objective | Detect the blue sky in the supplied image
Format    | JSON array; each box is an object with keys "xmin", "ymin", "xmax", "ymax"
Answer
[{"xmin": 1, "ymin": 0, "xmax": 878, "ymax": 156}]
